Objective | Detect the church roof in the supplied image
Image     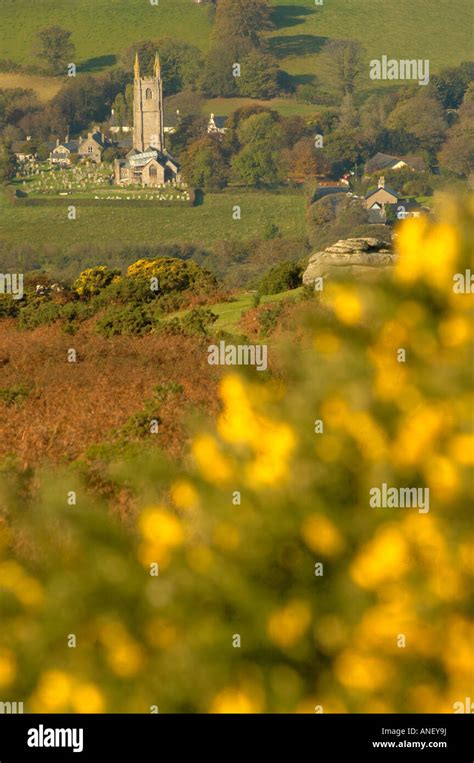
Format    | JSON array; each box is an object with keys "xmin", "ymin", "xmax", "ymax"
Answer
[{"xmin": 123, "ymin": 147, "xmax": 180, "ymax": 170}]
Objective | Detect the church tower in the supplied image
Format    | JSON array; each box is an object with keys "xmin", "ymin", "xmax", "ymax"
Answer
[{"xmin": 133, "ymin": 52, "xmax": 164, "ymax": 153}]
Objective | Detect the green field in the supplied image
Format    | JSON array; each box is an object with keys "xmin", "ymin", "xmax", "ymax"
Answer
[
  {"xmin": 0, "ymin": 188, "xmax": 306, "ymax": 251},
  {"xmin": 0, "ymin": 0, "xmax": 471, "ymax": 80},
  {"xmin": 0, "ymin": 0, "xmax": 212, "ymax": 69},
  {"xmin": 268, "ymin": 0, "xmax": 474, "ymax": 81},
  {"xmin": 165, "ymin": 287, "xmax": 303, "ymax": 334},
  {"xmin": 210, "ymin": 288, "xmax": 303, "ymax": 332}
]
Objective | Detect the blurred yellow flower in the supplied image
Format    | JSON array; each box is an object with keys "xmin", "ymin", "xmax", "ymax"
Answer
[
  {"xmin": 442, "ymin": 617, "xmax": 474, "ymax": 681},
  {"xmin": 0, "ymin": 649, "xmax": 16, "ymax": 688},
  {"xmin": 170, "ymin": 480, "xmax": 199, "ymax": 511},
  {"xmin": 301, "ymin": 514, "xmax": 344, "ymax": 556},
  {"xmin": 423, "ymin": 455, "xmax": 459, "ymax": 501},
  {"xmin": 439, "ymin": 315, "xmax": 471, "ymax": 347},
  {"xmin": 99, "ymin": 620, "xmax": 145, "ymax": 677},
  {"xmin": 211, "ymin": 687, "xmax": 262, "ymax": 714},
  {"xmin": 138, "ymin": 507, "xmax": 184, "ymax": 568},
  {"xmin": 246, "ymin": 422, "xmax": 296, "ymax": 487},
  {"xmin": 216, "ymin": 375, "xmax": 296, "ymax": 487},
  {"xmin": 326, "ymin": 284, "xmax": 363, "ymax": 325},
  {"xmin": 350, "ymin": 524, "xmax": 410, "ymax": 589},
  {"xmin": 0, "ymin": 561, "xmax": 44, "ymax": 608},
  {"xmin": 391, "ymin": 404, "xmax": 446, "ymax": 467},
  {"xmin": 448, "ymin": 434, "xmax": 474, "ymax": 465},
  {"xmin": 192, "ymin": 434, "xmax": 233, "ymax": 484},
  {"xmin": 267, "ymin": 600, "xmax": 312, "ymax": 649},
  {"xmin": 72, "ymin": 683, "xmax": 105, "ymax": 713},
  {"xmin": 139, "ymin": 507, "xmax": 183, "ymax": 547},
  {"xmin": 335, "ymin": 650, "xmax": 393, "ymax": 691},
  {"xmin": 396, "ymin": 218, "xmax": 458, "ymax": 290},
  {"xmin": 32, "ymin": 670, "xmax": 73, "ymax": 711}
]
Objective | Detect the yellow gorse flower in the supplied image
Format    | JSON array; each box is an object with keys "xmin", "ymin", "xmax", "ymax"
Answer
[
  {"xmin": 138, "ymin": 506, "xmax": 184, "ymax": 567},
  {"xmin": 217, "ymin": 375, "xmax": 296, "ymax": 487},
  {"xmin": 396, "ymin": 217, "xmax": 458, "ymax": 290},
  {"xmin": 267, "ymin": 600, "xmax": 312, "ymax": 648}
]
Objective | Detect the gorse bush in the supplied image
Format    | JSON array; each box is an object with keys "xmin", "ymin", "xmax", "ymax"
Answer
[
  {"xmin": 0, "ymin": 197, "xmax": 472, "ymax": 713},
  {"xmin": 95, "ymin": 304, "xmax": 154, "ymax": 337}
]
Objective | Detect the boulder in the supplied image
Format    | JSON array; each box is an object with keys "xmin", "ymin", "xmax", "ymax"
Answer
[{"xmin": 303, "ymin": 237, "xmax": 394, "ymax": 285}]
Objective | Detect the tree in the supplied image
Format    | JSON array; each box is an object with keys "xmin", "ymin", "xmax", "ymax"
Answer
[
  {"xmin": 202, "ymin": 45, "xmax": 239, "ymax": 97},
  {"xmin": 0, "ymin": 143, "xmax": 18, "ymax": 181},
  {"xmin": 281, "ymin": 138, "xmax": 326, "ymax": 185},
  {"xmin": 183, "ymin": 137, "xmax": 229, "ymax": 190},
  {"xmin": 35, "ymin": 27, "xmax": 75, "ymax": 75},
  {"xmin": 438, "ymin": 85, "xmax": 474, "ymax": 176},
  {"xmin": 429, "ymin": 62, "xmax": 474, "ymax": 109},
  {"xmin": 237, "ymin": 111, "xmax": 282, "ymax": 148},
  {"xmin": 319, "ymin": 40, "xmax": 364, "ymax": 98},
  {"xmin": 168, "ymin": 114, "xmax": 209, "ymax": 158},
  {"xmin": 164, "ymin": 90, "xmax": 204, "ymax": 119},
  {"xmin": 221, "ymin": 104, "xmax": 273, "ymax": 154},
  {"xmin": 338, "ymin": 93, "xmax": 360, "ymax": 130},
  {"xmin": 214, "ymin": 0, "xmax": 273, "ymax": 54},
  {"xmin": 387, "ymin": 92, "xmax": 447, "ymax": 153},
  {"xmin": 232, "ymin": 113, "xmax": 283, "ymax": 187},
  {"xmin": 324, "ymin": 129, "xmax": 366, "ymax": 177},
  {"xmin": 237, "ymin": 50, "xmax": 279, "ymax": 99}
]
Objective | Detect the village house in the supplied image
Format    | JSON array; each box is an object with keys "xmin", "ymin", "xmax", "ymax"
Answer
[
  {"xmin": 77, "ymin": 128, "xmax": 112, "ymax": 163},
  {"xmin": 365, "ymin": 177, "xmax": 399, "ymax": 210},
  {"xmin": 365, "ymin": 152, "xmax": 426, "ymax": 175},
  {"xmin": 365, "ymin": 177, "xmax": 424, "ymax": 222},
  {"xmin": 49, "ymin": 137, "xmax": 80, "ymax": 166},
  {"xmin": 12, "ymin": 137, "xmax": 36, "ymax": 162}
]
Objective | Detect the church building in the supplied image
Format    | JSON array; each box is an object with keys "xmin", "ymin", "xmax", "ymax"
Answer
[{"xmin": 114, "ymin": 53, "xmax": 180, "ymax": 186}]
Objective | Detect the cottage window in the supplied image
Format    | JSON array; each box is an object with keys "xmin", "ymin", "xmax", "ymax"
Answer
[{"xmin": 149, "ymin": 166, "xmax": 158, "ymax": 178}]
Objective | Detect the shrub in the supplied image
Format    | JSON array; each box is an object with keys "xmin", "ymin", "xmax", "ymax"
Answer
[
  {"xmin": 127, "ymin": 258, "xmax": 217, "ymax": 294},
  {"xmin": 0, "ymin": 385, "xmax": 29, "ymax": 407},
  {"xmin": 95, "ymin": 305, "xmax": 154, "ymax": 337},
  {"xmin": 258, "ymin": 262, "xmax": 303, "ymax": 295},
  {"xmin": 18, "ymin": 299, "xmax": 62, "ymax": 330},
  {"xmin": 74, "ymin": 266, "xmax": 121, "ymax": 298}
]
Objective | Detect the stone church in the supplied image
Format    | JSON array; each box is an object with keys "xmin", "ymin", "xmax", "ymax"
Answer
[{"xmin": 114, "ymin": 53, "xmax": 180, "ymax": 186}]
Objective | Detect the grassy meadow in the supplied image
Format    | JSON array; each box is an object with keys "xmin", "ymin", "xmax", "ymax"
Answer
[
  {"xmin": 0, "ymin": 0, "xmax": 471, "ymax": 80},
  {"xmin": 0, "ymin": 187, "xmax": 306, "ymax": 252},
  {"xmin": 267, "ymin": 0, "xmax": 474, "ymax": 81},
  {"xmin": 0, "ymin": 0, "xmax": 212, "ymax": 70}
]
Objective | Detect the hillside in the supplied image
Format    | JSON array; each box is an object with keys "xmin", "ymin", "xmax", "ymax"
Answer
[
  {"xmin": 268, "ymin": 0, "xmax": 474, "ymax": 81},
  {"xmin": 0, "ymin": 0, "xmax": 471, "ymax": 79}
]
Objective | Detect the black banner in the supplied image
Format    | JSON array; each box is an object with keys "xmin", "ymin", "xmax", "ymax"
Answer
[{"xmin": 0, "ymin": 713, "xmax": 471, "ymax": 760}]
